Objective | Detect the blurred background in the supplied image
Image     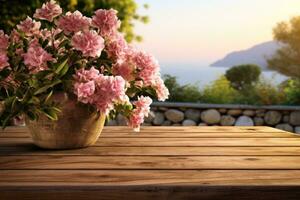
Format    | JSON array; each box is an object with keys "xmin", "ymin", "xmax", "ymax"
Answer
[{"xmin": 1, "ymin": 0, "xmax": 300, "ymax": 105}]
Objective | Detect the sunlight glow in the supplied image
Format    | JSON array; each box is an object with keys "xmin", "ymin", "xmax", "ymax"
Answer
[{"xmin": 135, "ymin": 0, "xmax": 300, "ymax": 64}]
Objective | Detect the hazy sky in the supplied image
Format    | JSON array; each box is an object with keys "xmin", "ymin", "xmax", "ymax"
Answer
[{"xmin": 134, "ymin": 0, "xmax": 300, "ymax": 65}]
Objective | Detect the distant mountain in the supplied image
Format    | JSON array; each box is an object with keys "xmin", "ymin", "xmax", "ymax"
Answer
[{"xmin": 211, "ymin": 41, "xmax": 281, "ymax": 70}]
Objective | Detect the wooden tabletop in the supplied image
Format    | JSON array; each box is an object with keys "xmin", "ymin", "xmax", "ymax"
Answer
[{"xmin": 1, "ymin": 126, "xmax": 300, "ymax": 200}]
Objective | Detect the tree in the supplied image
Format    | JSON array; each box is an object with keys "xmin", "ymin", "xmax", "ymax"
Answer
[
  {"xmin": 0, "ymin": 0, "xmax": 148, "ymax": 42},
  {"xmin": 163, "ymin": 74, "xmax": 202, "ymax": 102},
  {"xmin": 267, "ymin": 16, "xmax": 300, "ymax": 78},
  {"xmin": 225, "ymin": 64, "xmax": 261, "ymax": 91}
]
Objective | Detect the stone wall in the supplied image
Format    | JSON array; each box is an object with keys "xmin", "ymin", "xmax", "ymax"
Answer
[{"xmin": 108, "ymin": 102, "xmax": 300, "ymax": 133}]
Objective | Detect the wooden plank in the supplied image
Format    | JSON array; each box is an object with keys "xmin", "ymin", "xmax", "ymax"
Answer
[
  {"xmin": 2, "ymin": 170, "xmax": 300, "ymax": 185},
  {"xmin": 0, "ymin": 125, "xmax": 300, "ymax": 200},
  {"xmin": 108, "ymin": 126, "xmax": 287, "ymax": 133},
  {"xmin": 0, "ymin": 126, "xmax": 287, "ymax": 133},
  {"xmin": 2, "ymin": 155, "xmax": 300, "ymax": 169},
  {"xmin": 2, "ymin": 137, "xmax": 300, "ymax": 147},
  {"xmin": 0, "ymin": 131, "xmax": 296, "ymax": 138},
  {"xmin": 2, "ymin": 146, "xmax": 300, "ymax": 156},
  {"xmin": 2, "ymin": 185, "xmax": 300, "ymax": 200}
]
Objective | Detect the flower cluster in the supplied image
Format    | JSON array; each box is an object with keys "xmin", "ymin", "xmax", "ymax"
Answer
[
  {"xmin": 71, "ymin": 31, "xmax": 105, "ymax": 58},
  {"xmin": 0, "ymin": 1, "xmax": 168, "ymax": 130},
  {"xmin": 0, "ymin": 31, "xmax": 9, "ymax": 70},
  {"xmin": 22, "ymin": 40, "xmax": 54, "ymax": 73},
  {"xmin": 34, "ymin": 0, "xmax": 62, "ymax": 22},
  {"xmin": 57, "ymin": 11, "xmax": 91, "ymax": 34},
  {"xmin": 128, "ymin": 96, "xmax": 152, "ymax": 131},
  {"xmin": 74, "ymin": 67, "xmax": 128, "ymax": 114}
]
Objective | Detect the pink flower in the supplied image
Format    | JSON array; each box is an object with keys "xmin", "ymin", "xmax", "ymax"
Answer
[
  {"xmin": 128, "ymin": 96, "xmax": 152, "ymax": 131},
  {"xmin": 134, "ymin": 51, "xmax": 160, "ymax": 86},
  {"xmin": 73, "ymin": 67, "xmax": 100, "ymax": 83},
  {"xmin": 128, "ymin": 111, "xmax": 143, "ymax": 131},
  {"xmin": 106, "ymin": 33, "xmax": 127, "ymax": 59},
  {"xmin": 112, "ymin": 49, "xmax": 162, "ymax": 86},
  {"xmin": 154, "ymin": 77, "xmax": 169, "ymax": 101},
  {"xmin": 92, "ymin": 9, "xmax": 120, "ymax": 37},
  {"xmin": 10, "ymin": 29, "xmax": 21, "ymax": 44},
  {"xmin": 73, "ymin": 68, "xmax": 128, "ymax": 115},
  {"xmin": 57, "ymin": 11, "xmax": 91, "ymax": 34},
  {"xmin": 112, "ymin": 60, "xmax": 135, "ymax": 82},
  {"xmin": 0, "ymin": 30, "xmax": 9, "ymax": 51},
  {"xmin": 111, "ymin": 48, "xmax": 136, "ymax": 81},
  {"xmin": 0, "ymin": 52, "xmax": 9, "ymax": 70},
  {"xmin": 22, "ymin": 41, "xmax": 53, "ymax": 73},
  {"xmin": 39, "ymin": 29, "xmax": 52, "ymax": 40},
  {"xmin": 71, "ymin": 31, "xmax": 105, "ymax": 58},
  {"xmin": 133, "ymin": 96, "xmax": 152, "ymax": 116},
  {"xmin": 34, "ymin": 0, "xmax": 62, "ymax": 22},
  {"xmin": 17, "ymin": 17, "xmax": 41, "ymax": 37},
  {"xmin": 74, "ymin": 81, "xmax": 95, "ymax": 103},
  {"xmin": 93, "ymin": 75, "xmax": 127, "ymax": 114}
]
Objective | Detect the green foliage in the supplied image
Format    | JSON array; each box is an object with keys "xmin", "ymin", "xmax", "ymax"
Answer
[
  {"xmin": 163, "ymin": 74, "xmax": 292, "ymax": 105},
  {"xmin": 267, "ymin": 16, "xmax": 300, "ymax": 78},
  {"xmin": 163, "ymin": 75, "xmax": 202, "ymax": 102},
  {"xmin": 201, "ymin": 76, "xmax": 240, "ymax": 104},
  {"xmin": 0, "ymin": 0, "xmax": 148, "ymax": 42},
  {"xmin": 282, "ymin": 78, "xmax": 300, "ymax": 105},
  {"xmin": 253, "ymin": 78, "xmax": 284, "ymax": 105},
  {"xmin": 225, "ymin": 64, "xmax": 261, "ymax": 91}
]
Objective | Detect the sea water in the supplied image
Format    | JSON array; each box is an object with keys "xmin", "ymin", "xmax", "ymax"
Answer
[{"xmin": 160, "ymin": 63, "xmax": 287, "ymax": 88}]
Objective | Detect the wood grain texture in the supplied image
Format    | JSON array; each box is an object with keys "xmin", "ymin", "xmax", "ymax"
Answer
[
  {"xmin": 2, "ymin": 170, "xmax": 300, "ymax": 185},
  {"xmin": 0, "ymin": 126, "xmax": 287, "ymax": 133},
  {"xmin": 0, "ymin": 130, "xmax": 296, "ymax": 138},
  {"xmin": 1, "ymin": 126, "xmax": 300, "ymax": 200},
  {"xmin": 2, "ymin": 186, "xmax": 300, "ymax": 200},
  {"xmin": 2, "ymin": 155, "xmax": 300, "ymax": 170},
  {"xmin": 2, "ymin": 137, "xmax": 300, "ymax": 147},
  {"xmin": 2, "ymin": 146, "xmax": 300, "ymax": 156}
]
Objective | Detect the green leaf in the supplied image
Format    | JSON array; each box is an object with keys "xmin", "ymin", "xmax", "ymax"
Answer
[
  {"xmin": 51, "ymin": 106, "xmax": 61, "ymax": 113},
  {"xmin": 42, "ymin": 108, "xmax": 58, "ymax": 121},
  {"xmin": 15, "ymin": 73, "xmax": 29, "ymax": 82},
  {"xmin": 35, "ymin": 70, "xmax": 53, "ymax": 79},
  {"xmin": 54, "ymin": 31, "xmax": 64, "ymax": 40},
  {"xmin": 58, "ymin": 40, "xmax": 69, "ymax": 49},
  {"xmin": 26, "ymin": 110, "xmax": 37, "ymax": 121},
  {"xmin": 34, "ymin": 79, "xmax": 62, "ymax": 95},
  {"xmin": 4, "ymin": 96, "xmax": 15, "ymax": 108},
  {"xmin": 44, "ymin": 90, "xmax": 53, "ymax": 103},
  {"xmin": 54, "ymin": 57, "xmax": 68, "ymax": 74},
  {"xmin": 2, "ymin": 115, "xmax": 11, "ymax": 129},
  {"xmin": 28, "ymin": 96, "xmax": 40, "ymax": 104},
  {"xmin": 0, "ymin": 68, "xmax": 10, "ymax": 80},
  {"xmin": 10, "ymin": 97, "xmax": 17, "ymax": 109},
  {"xmin": 59, "ymin": 63, "xmax": 69, "ymax": 77},
  {"xmin": 28, "ymin": 79, "xmax": 39, "ymax": 88}
]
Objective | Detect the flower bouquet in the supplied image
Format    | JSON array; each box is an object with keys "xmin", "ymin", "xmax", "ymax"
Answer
[{"xmin": 0, "ymin": 0, "xmax": 168, "ymax": 149}]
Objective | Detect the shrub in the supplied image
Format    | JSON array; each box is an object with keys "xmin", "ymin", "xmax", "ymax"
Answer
[
  {"xmin": 201, "ymin": 76, "xmax": 240, "ymax": 104},
  {"xmin": 282, "ymin": 79, "xmax": 300, "ymax": 105},
  {"xmin": 225, "ymin": 64, "xmax": 261, "ymax": 91},
  {"xmin": 163, "ymin": 74, "xmax": 202, "ymax": 102},
  {"xmin": 253, "ymin": 78, "xmax": 285, "ymax": 105}
]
